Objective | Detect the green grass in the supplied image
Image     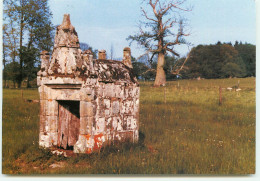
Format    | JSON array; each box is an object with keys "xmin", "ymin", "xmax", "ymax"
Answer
[{"xmin": 2, "ymin": 78, "xmax": 255, "ymax": 174}]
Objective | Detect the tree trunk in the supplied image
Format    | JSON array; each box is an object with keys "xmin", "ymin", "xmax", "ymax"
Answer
[
  {"xmin": 18, "ymin": 13, "xmax": 24, "ymax": 88},
  {"xmin": 26, "ymin": 35, "xmax": 33, "ymax": 88},
  {"xmin": 26, "ymin": 77, "xmax": 30, "ymax": 88},
  {"xmin": 3, "ymin": 55, "xmax": 6, "ymax": 88},
  {"xmin": 154, "ymin": 52, "xmax": 166, "ymax": 87}
]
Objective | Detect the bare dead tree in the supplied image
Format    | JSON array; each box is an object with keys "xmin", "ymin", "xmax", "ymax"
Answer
[{"xmin": 128, "ymin": 0, "xmax": 191, "ymax": 86}]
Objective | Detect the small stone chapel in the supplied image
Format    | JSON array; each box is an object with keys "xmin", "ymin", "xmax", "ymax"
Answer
[{"xmin": 37, "ymin": 14, "xmax": 139, "ymax": 153}]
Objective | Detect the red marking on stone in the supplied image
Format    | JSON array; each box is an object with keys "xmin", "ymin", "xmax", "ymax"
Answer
[
  {"xmin": 85, "ymin": 148, "xmax": 92, "ymax": 154},
  {"xmin": 93, "ymin": 133, "xmax": 103, "ymax": 151},
  {"xmin": 111, "ymin": 97, "xmax": 118, "ymax": 101},
  {"xmin": 83, "ymin": 134, "xmax": 91, "ymax": 140}
]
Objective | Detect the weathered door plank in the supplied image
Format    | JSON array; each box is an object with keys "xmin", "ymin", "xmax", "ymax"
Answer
[
  {"xmin": 58, "ymin": 101, "xmax": 80, "ymax": 149},
  {"xmin": 58, "ymin": 103, "xmax": 70, "ymax": 149}
]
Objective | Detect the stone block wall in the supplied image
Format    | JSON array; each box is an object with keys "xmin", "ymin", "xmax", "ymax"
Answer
[{"xmin": 38, "ymin": 77, "xmax": 139, "ymax": 153}]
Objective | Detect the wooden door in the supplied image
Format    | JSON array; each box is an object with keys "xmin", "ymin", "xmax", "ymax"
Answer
[{"xmin": 58, "ymin": 101, "xmax": 80, "ymax": 149}]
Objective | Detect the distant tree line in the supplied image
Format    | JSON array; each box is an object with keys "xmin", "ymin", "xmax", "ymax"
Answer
[
  {"xmin": 131, "ymin": 41, "xmax": 255, "ymax": 80},
  {"xmin": 179, "ymin": 41, "xmax": 255, "ymax": 79}
]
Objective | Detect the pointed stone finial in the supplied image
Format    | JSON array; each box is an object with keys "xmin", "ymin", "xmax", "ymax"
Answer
[
  {"xmin": 83, "ymin": 49, "xmax": 93, "ymax": 63},
  {"xmin": 61, "ymin": 14, "xmax": 72, "ymax": 30},
  {"xmin": 48, "ymin": 14, "xmax": 81, "ymax": 75},
  {"xmin": 40, "ymin": 50, "xmax": 50, "ymax": 70},
  {"xmin": 83, "ymin": 49, "xmax": 93, "ymax": 55},
  {"xmin": 98, "ymin": 50, "xmax": 106, "ymax": 60},
  {"xmin": 122, "ymin": 47, "xmax": 132, "ymax": 68}
]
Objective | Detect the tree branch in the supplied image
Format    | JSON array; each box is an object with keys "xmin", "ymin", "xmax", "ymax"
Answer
[
  {"xmin": 166, "ymin": 47, "xmax": 179, "ymax": 57},
  {"xmin": 139, "ymin": 25, "xmax": 157, "ymax": 38},
  {"xmin": 163, "ymin": 20, "xmax": 190, "ymax": 49},
  {"xmin": 149, "ymin": 0, "xmax": 159, "ymax": 17},
  {"xmin": 141, "ymin": 8, "xmax": 158, "ymax": 22},
  {"xmin": 163, "ymin": 19, "xmax": 177, "ymax": 31},
  {"xmin": 149, "ymin": 52, "xmax": 156, "ymax": 67},
  {"xmin": 161, "ymin": 1, "xmax": 191, "ymax": 15},
  {"xmin": 171, "ymin": 49, "xmax": 191, "ymax": 75}
]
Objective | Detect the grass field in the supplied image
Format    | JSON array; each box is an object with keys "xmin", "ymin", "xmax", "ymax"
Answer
[{"xmin": 2, "ymin": 78, "xmax": 255, "ymax": 174}]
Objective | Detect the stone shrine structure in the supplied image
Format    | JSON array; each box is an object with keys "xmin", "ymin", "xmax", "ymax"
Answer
[{"xmin": 37, "ymin": 14, "xmax": 139, "ymax": 154}]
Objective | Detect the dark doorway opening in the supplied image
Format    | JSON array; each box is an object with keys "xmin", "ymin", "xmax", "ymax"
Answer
[{"xmin": 57, "ymin": 100, "xmax": 80, "ymax": 150}]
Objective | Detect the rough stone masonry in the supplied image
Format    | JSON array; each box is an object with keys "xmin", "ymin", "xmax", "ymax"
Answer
[{"xmin": 37, "ymin": 14, "xmax": 139, "ymax": 154}]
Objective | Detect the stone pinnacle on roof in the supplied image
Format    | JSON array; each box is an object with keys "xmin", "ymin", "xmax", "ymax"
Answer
[
  {"xmin": 122, "ymin": 47, "xmax": 132, "ymax": 68},
  {"xmin": 61, "ymin": 14, "xmax": 72, "ymax": 30},
  {"xmin": 48, "ymin": 14, "xmax": 82, "ymax": 75}
]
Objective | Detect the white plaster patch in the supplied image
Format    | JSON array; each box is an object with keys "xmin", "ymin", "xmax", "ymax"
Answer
[
  {"xmin": 74, "ymin": 135, "xmax": 86, "ymax": 153},
  {"xmin": 39, "ymin": 133, "xmax": 50, "ymax": 148},
  {"xmin": 104, "ymin": 99, "xmax": 110, "ymax": 108},
  {"xmin": 112, "ymin": 101, "xmax": 120, "ymax": 114},
  {"xmin": 124, "ymin": 100, "xmax": 132, "ymax": 114},
  {"xmin": 112, "ymin": 118, "xmax": 118, "ymax": 130},
  {"xmin": 127, "ymin": 116, "xmax": 137, "ymax": 130},
  {"xmin": 105, "ymin": 109, "xmax": 110, "ymax": 117},
  {"xmin": 96, "ymin": 118, "xmax": 105, "ymax": 133},
  {"xmin": 107, "ymin": 117, "xmax": 112, "ymax": 126}
]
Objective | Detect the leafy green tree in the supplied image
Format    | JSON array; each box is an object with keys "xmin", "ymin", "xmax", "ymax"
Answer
[
  {"xmin": 131, "ymin": 56, "xmax": 150, "ymax": 79},
  {"xmin": 20, "ymin": 46, "xmax": 40, "ymax": 87},
  {"xmin": 219, "ymin": 44, "xmax": 246, "ymax": 77},
  {"xmin": 181, "ymin": 43, "xmax": 247, "ymax": 79},
  {"xmin": 3, "ymin": 0, "xmax": 20, "ymax": 87},
  {"xmin": 234, "ymin": 42, "xmax": 256, "ymax": 77},
  {"xmin": 3, "ymin": 0, "xmax": 54, "ymax": 88},
  {"xmin": 3, "ymin": 62, "xmax": 20, "ymax": 88},
  {"xmin": 221, "ymin": 62, "xmax": 246, "ymax": 78},
  {"xmin": 142, "ymin": 69, "xmax": 157, "ymax": 80},
  {"xmin": 163, "ymin": 55, "xmax": 179, "ymax": 80}
]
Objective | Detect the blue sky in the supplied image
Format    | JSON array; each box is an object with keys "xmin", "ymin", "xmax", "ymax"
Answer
[{"xmin": 49, "ymin": 0, "xmax": 256, "ymax": 59}]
